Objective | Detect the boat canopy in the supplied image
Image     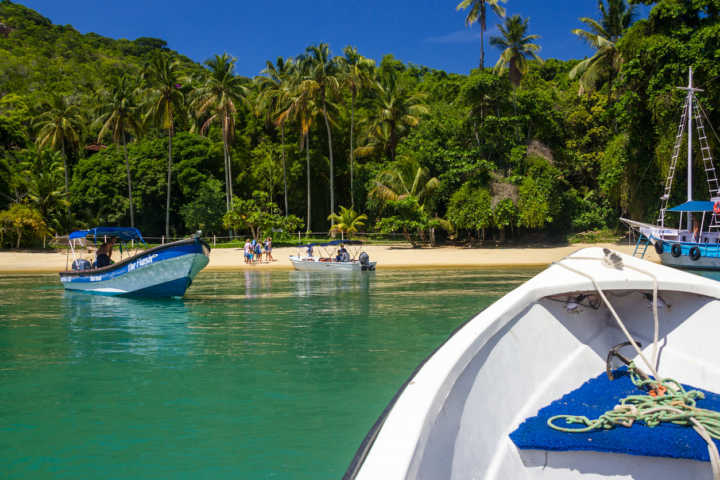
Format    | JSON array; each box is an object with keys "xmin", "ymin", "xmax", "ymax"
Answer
[
  {"xmin": 69, "ymin": 227, "xmax": 145, "ymax": 243},
  {"xmin": 299, "ymin": 239, "xmax": 363, "ymax": 248},
  {"xmin": 667, "ymin": 200, "xmax": 716, "ymax": 212}
]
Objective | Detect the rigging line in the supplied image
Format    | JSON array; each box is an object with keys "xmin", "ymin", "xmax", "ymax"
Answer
[{"xmin": 697, "ymin": 99, "xmax": 720, "ymax": 148}]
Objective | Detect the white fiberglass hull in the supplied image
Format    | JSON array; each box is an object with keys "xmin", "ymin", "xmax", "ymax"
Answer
[
  {"xmin": 289, "ymin": 256, "xmax": 376, "ymax": 272},
  {"xmin": 345, "ymin": 248, "xmax": 720, "ymax": 480}
]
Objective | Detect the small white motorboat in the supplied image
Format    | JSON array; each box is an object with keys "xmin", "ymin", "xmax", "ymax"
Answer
[
  {"xmin": 345, "ymin": 247, "xmax": 720, "ymax": 480},
  {"xmin": 290, "ymin": 240, "xmax": 376, "ymax": 272}
]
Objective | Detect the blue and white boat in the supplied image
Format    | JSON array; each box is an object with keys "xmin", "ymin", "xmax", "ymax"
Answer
[
  {"xmin": 623, "ymin": 67, "xmax": 720, "ymax": 271},
  {"xmin": 59, "ymin": 227, "xmax": 210, "ymax": 297}
]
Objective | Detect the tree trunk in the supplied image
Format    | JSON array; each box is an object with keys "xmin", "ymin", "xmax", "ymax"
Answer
[
  {"xmin": 61, "ymin": 139, "xmax": 70, "ymax": 218},
  {"xmin": 122, "ymin": 136, "xmax": 134, "ymax": 228},
  {"xmin": 281, "ymin": 122, "xmax": 288, "ymax": 217},
  {"xmin": 323, "ymin": 104, "xmax": 334, "ymax": 225},
  {"xmin": 350, "ymin": 90, "xmax": 356, "ymax": 210},
  {"xmin": 480, "ymin": 22, "xmax": 485, "ymax": 69},
  {"xmin": 306, "ymin": 133, "xmax": 311, "ymax": 234},
  {"xmin": 165, "ymin": 129, "xmax": 172, "ymax": 239},
  {"xmin": 16, "ymin": 228, "xmax": 21, "ymax": 249}
]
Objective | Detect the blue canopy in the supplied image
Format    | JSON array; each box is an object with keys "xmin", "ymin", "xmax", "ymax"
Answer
[
  {"xmin": 667, "ymin": 200, "xmax": 715, "ymax": 212},
  {"xmin": 299, "ymin": 239, "xmax": 363, "ymax": 248},
  {"xmin": 69, "ymin": 227, "xmax": 145, "ymax": 243}
]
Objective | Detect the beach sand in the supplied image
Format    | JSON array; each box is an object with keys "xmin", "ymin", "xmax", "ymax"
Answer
[{"xmin": 0, "ymin": 243, "xmax": 658, "ymax": 274}]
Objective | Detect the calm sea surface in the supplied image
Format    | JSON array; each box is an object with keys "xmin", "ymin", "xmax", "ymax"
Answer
[{"xmin": 0, "ymin": 268, "xmax": 538, "ymax": 479}]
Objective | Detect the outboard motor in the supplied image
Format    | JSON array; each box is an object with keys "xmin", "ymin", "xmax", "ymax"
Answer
[
  {"xmin": 71, "ymin": 258, "xmax": 91, "ymax": 271},
  {"xmin": 359, "ymin": 251, "xmax": 370, "ymax": 266}
]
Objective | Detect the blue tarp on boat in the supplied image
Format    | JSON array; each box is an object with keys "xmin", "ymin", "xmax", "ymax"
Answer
[
  {"xmin": 69, "ymin": 227, "xmax": 145, "ymax": 243},
  {"xmin": 667, "ymin": 200, "xmax": 715, "ymax": 212}
]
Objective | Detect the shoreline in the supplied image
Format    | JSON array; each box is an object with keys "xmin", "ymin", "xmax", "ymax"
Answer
[{"xmin": 0, "ymin": 243, "xmax": 658, "ymax": 274}]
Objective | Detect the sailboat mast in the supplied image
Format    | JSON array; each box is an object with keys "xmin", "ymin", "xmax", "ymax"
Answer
[{"xmin": 688, "ymin": 67, "xmax": 693, "ymax": 205}]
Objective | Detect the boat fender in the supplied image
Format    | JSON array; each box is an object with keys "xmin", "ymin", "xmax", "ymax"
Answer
[
  {"xmin": 653, "ymin": 240, "xmax": 664, "ymax": 256},
  {"xmin": 714, "ymin": 201, "xmax": 720, "ymax": 214},
  {"xmin": 671, "ymin": 244, "xmax": 682, "ymax": 257},
  {"xmin": 689, "ymin": 246, "xmax": 701, "ymax": 261}
]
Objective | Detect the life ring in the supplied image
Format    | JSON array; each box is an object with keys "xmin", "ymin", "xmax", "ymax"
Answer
[
  {"xmin": 714, "ymin": 201, "xmax": 720, "ymax": 214},
  {"xmin": 689, "ymin": 246, "xmax": 701, "ymax": 261},
  {"xmin": 654, "ymin": 240, "xmax": 664, "ymax": 255},
  {"xmin": 671, "ymin": 244, "xmax": 682, "ymax": 257}
]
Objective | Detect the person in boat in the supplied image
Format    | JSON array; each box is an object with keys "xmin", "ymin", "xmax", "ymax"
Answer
[
  {"xmin": 693, "ymin": 221, "xmax": 701, "ymax": 243},
  {"xmin": 243, "ymin": 239, "xmax": 252, "ymax": 264},
  {"xmin": 335, "ymin": 244, "xmax": 350, "ymax": 262},
  {"xmin": 264, "ymin": 237, "xmax": 273, "ymax": 262},
  {"xmin": 95, "ymin": 237, "xmax": 116, "ymax": 268}
]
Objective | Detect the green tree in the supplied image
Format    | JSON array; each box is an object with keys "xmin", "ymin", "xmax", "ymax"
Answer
[
  {"xmin": 490, "ymin": 15, "xmax": 542, "ymax": 88},
  {"xmin": 193, "ymin": 53, "xmax": 248, "ymax": 219},
  {"xmin": 375, "ymin": 196, "xmax": 428, "ymax": 247},
  {"xmin": 358, "ymin": 69, "xmax": 429, "ymax": 162},
  {"xmin": 456, "ymin": 0, "xmax": 507, "ymax": 69},
  {"xmin": 144, "ymin": 52, "xmax": 186, "ymax": 238},
  {"xmin": 298, "ymin": 43, "xmax": 341, "ymax": 224},
  {"xmin": 34, "ymin": 94, "xmax": 83, "ymax": 218},
  {"xmin": 369, "ymin": 157, "xmax": 440, "ymax": 208},
  {"xmin": 258, "ymin": 57, "xmax": 296, "ymax": 215},
  {"xmin": 0, "ymin": 203, "xmax": 47, "ymax": 248},
  {"xmin": 328, "ymin": 206, "xmax": 368, "ymax": 238},
  {"xmin": 95, "ymin": 74, "xmax": 142, "ymax": 227},
  {"xmin": 223, "ymin": 191, "xmax": 303, "ymax": 240},
  {"xmin": 338, "ymin": 46, "xmax": 375, "ymax": 209},
  {"xmin": 20, "ymin": 148, "xmax": 68, "ymax": 233},
  {"xmin": 180, "ymin": 177, "xmax": 225, "ymax": 234},
  {"xmin": 447, "ymin": 182, "xmax": 493, "ymax": 242},
  {"xmin": 570, "ymin": 0, "xmax": 636, "ymax": 98}
]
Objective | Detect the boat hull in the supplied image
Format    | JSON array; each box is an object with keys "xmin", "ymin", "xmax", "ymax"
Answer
[
  {"xmin": 289, "ymin": 256, "xmax": 376, "ymax": 272},
  {"xmin": 59, "ymin": 238, "xmax": 210, "ymax": 297},
  {"xmin": 345, "ymin": 248, "xmax": 720, "ymax": 480}
]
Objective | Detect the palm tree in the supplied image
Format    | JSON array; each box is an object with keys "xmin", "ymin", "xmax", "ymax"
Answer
[
  {"xmin": 95, "ymin": 74, "xmax": 142, "ymax": 227},
  {"xmin": 257, "ymin": 57, "xmax": 295, "ymax": 216},
  {"xmin": 490, "ymin": 15, "xmax": 542, "ymax": 88},
  {"xmin": 21, "ymin": 148, "xmax": 69, "ymax": 233},
  {"xmin": 144, "ymin": 53, "xmax": 186, "ymax": 238},
  {"xmin": 277, "ymin": 65, "xmax": 319, "ymax": 233},
  {"xmin": 338, "ymin": 46, "xmax": 375, "ymax": 210},
  {"xmin": 34, "ymin": 94, "xmax": 83, "ymax": 216},
  {"xmin": 328, "ymin": 206, "xmax": 368, "ymax": 238},
  {"xmin": 369, "ymin": 157, "xmax": 440, "ymax": 207},
  {"xmin": 357, "ymin": 69, "xmax": 429, "ymax": 162},
  {"xmin": 570, "ymin": 0, "xmax": 636, "ymax": 99},
  {"xmin": 298, "ymin": 44, "xmax": 341, "ymax": 226},
  {"xmin": 456, "ymin": 0, "xmax": 507, "ymax": 69},
  {"xmin": 193, "ymin": 53, "xmax": 248, "ymax": 221}
]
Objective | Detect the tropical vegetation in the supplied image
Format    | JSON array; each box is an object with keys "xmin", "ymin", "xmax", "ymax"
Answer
[{"xmin": 1, "ymin": 0, "xmax": 720, "ymax": 249}]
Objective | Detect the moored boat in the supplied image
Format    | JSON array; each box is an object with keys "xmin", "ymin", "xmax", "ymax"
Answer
[
  {"xmin": 289, "ymin": 240, "xmax": 376, "ymax": 272},
  {"xmin": 59, "ymin": 227, "xmax": 210, "ymax": 297},
  {"xmin": 345, "ymin": 247, "xmax": 720, "ymax": 479},
  {"xmin": 623, "ymin": 67, "xmax": 720, "ymax": 271}
]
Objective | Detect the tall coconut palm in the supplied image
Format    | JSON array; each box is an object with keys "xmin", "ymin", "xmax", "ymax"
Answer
[
  {"xmin": 277, "ymin": 66, "xmax": 319, "ymax": 233},
  {"xmin": 369, "ymin": 156, "xmax": 440, "ymax": 207},
  {"xmin": 193, "ymin": 53, "xmax": 248, "ymax": 221},
  {"xmin": 34, "ymin": 94, "xmax": 83, "ymax": 217},
  {"xmin": 490, "ymin": 15, "xmax": 542, "ymax": 88},
  {"xmin": 257, "ymin": 57, "xmax": 295, "ymax": 216},
  {"xmin": 456, "ymin": 0, "xmax": 507, "ymax": 69},
  {"xmin": 95, "ymin": 74, "xmax": 142, "ymax": 227},
  {"xmin": 570, "ymin": 0, "xmax": 636, "ymax": 99},
  {"xmin": 144, "ymin": 53, "xmax": 186, "ymax": 238},
  {"xmin": 298, "ymin": 43, "xmax": 340, "ymax": 225},
  {"xmin": 357, "ymin": 69, "xmax": 429, "ymax": 162},
  {"xmin": 338, "ymin": 46, "xmax": 375, "ymax": 210}
]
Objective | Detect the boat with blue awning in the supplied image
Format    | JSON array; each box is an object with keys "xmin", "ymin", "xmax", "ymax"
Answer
[
  {"xmin": 622, "ymin": 67, "xmax": 720, "ymax": 271},
  {"xmin": 59, "ymin": 227, "xmax": 210, "ymax": 297},
  {"xmin": 289, "ymin": 239, "xmax": 376, "ymax": 271}
]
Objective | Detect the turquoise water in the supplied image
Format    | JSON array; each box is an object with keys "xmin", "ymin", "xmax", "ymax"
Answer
[{"xmin": 0, "ymin": 268, "xmax": 538, "ymax": 479}]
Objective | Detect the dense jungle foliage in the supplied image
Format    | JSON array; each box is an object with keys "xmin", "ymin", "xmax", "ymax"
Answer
[{"xmin": 1, "ymin": 0, "xmax": 720, "ymax": 247}]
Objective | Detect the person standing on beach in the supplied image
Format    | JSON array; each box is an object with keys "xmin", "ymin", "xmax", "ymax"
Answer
[
  {"xmin": 243, "ymin": 239, "xmax": 252, "ymax": 264},
  {"xmin": 254, "ymin": 240, "xmax": 262, "ymax": 263},
  {"xmin": 264, "ymin": 237, "xmax": 273, "ymax": 262}
]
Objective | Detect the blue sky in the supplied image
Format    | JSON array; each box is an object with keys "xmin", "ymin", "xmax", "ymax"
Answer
[{"xmin": 16, "ymin": 0, "xmax": 649, "ymax": 77}]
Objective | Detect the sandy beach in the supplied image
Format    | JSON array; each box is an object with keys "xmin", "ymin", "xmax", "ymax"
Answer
[{"xmin": 0, "ymin": 243, "xmax": 658, "ymax": 273}]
